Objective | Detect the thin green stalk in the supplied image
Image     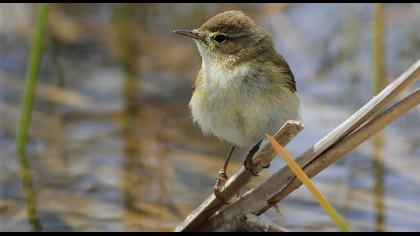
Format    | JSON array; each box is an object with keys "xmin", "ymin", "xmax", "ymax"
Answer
[
  {"xmin": 372, "ymin": 3, "xmax": 386, "ymax": 231},
  {"xmin": 373, "ymin": 3, "xmax": 386, "ymax": 95},
  {"xmin": 16, "ymin": 3, "xmax": 49, "ymax": 154}
]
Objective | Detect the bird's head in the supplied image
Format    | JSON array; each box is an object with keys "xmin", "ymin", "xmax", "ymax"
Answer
[{"xmin": 174, "ymin": 10, "xmax": 269, "ymax": 67}]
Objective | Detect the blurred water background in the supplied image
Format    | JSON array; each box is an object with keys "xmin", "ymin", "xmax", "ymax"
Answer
[{"xmin": 0, "ymin": 3, "xmax": 419, "ymax": 232}]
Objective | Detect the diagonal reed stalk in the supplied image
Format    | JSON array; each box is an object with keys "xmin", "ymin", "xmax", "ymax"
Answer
[
  {"xmin": 266, "ymin": 134, "xmax": 352, "ymax": 232},
  {"xmin": 16, "ymin": 3, "xmax": 49, "ymax": 154}
]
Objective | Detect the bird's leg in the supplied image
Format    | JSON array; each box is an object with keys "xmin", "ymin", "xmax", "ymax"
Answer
[
  {"xmin": 213, "ymin": 145, "xmax": 235, "ymax": 204},
  {"xmin": 244, "ymin": 139, "xmax": 263, "ymax": 176}
]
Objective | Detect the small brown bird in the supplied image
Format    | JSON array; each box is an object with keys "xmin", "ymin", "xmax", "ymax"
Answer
[{"xmin": 174, "ymin": 10, "xmax": 299, "ymax": 202}]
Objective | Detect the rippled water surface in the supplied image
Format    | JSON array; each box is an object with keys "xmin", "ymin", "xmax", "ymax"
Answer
[{"xmin": 0, "ymin": 3, "xmax": 419, "ymax": 232}]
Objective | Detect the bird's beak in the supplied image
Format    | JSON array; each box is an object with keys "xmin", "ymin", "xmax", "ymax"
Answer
[{"xmin": 173, "ymin": 29, "xmax": 201, "ymax": 40}]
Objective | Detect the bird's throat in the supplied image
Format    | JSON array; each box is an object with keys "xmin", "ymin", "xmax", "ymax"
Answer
[
  {"xmin": 196, "ymin": 42, "xmax": 251, "ymax": 89},
  {"xmin": 202, "ymin": 60, "xmax": 252, "ymax": 89}
]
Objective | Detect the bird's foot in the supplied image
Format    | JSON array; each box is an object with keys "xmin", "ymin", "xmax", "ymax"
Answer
[
  {"xmin": 244, "ymin": 157, "xmax": 259, "ymax": 176},
  {"xmin": 262, "ymin": 162, "xmax": 270, "ymax": 169},
  {"xmin": 243, "ymin": 140, "xmax": 263, "ymax": 176},
  {"xmin": 213, "ymin": 169, "xmax": 230, "ymax": 204}
]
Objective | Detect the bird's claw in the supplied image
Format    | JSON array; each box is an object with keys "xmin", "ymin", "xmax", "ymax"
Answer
[
  {"xmin": 213, "ymin": 169, "xmax": 230, "ymax": 204},
  {"xmin": 262, "ymin": 162, "xmax": 270, "ymax": 169},
  {"xmin": 244, "ymin": 158, "xmax": 259, "ymax": 176}
]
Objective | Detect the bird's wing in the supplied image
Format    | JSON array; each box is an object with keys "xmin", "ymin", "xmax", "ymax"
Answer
[{"xmin": 272, "ymin": 54, "xmax": 297, "ymax": 93}]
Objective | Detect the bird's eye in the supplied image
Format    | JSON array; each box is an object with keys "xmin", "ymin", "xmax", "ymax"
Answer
[{"xmin": 214, "ymin": 34, "xmax": 227, "ymax": 43}]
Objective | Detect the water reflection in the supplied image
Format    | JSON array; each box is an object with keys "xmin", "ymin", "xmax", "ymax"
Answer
[
  {"xmin": 17, "ymin": 150, "xmax": 43, "ymax": 231},
  {"xmin": 373, "ymin": 134, "xmax": 386, "ymax": 232},
  {"xmin": 0, "ymin": 3, "xmax": 419, "ymax": 232},
  {"xmin": 372, "ymin": 3, "xmax": 386, "ymax": 232},
  {"xmin": 112, "ymin": 3, "xmax": 144, "ymax": 213}
]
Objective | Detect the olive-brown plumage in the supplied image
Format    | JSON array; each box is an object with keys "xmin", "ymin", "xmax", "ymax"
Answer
[{"xmin": 174, "ymin": 10, "xmax": 299, "ymax": 200}]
